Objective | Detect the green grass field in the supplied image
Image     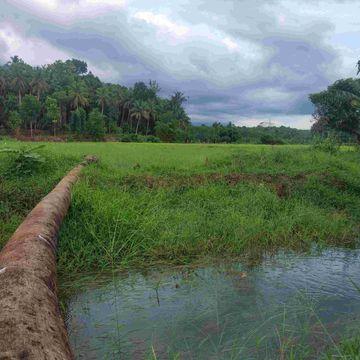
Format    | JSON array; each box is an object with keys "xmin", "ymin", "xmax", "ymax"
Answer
[{"xmin": 1, "ymin": 140, "xmax": 359, "ymax": 276}]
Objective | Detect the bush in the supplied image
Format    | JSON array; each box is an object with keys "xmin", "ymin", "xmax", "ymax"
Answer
[
  {"xmin": 312, "ymin": 134, "xmax": 341, "ymax": 154},
  {"xmin": 118, "ymin": 134, "xmax": 161, "ymax": 143},
  {"xmin": 155, "ymin": 121, "xmax": 177, "ymax": 142},
  {"xmin": 260, "ymin": 134, "xmax": 285, "ymax": 145},
  {"xmin": 7, "ymin": 111, "xmax": 22, "ymax": 135},
  {"xmin": 119, "ymin": 133, "xmax": 140, "ymax": 142},
  {"xmin": 0, "ymin": 145, "xmax": 45, "ymax": 176},
  {"xmin": 138, "ymin": 135, "xmax": 161, "ymax": 143},
  {"xmin": 105, "ymin": 117, "xmax": 118, "ymax": 134},
  {"xmin": 85, "ymin": 109, "xmax": 105, "ymax": 140}
]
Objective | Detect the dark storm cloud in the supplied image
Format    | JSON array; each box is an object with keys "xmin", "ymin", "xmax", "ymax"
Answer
[{"xmin": 0, "ymin": 0, "xmax": 359, "ymax": 128}]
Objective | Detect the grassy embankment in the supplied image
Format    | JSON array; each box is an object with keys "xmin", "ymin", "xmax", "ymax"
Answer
[{"xmin": 1, "ymin": 141, "xmax": 359, "ymax": 276}]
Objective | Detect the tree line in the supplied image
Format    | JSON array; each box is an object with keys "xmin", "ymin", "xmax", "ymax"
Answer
[
  {"xmin": 190, "ymin": 123, "xmax": 313, "ymax": 144},
  {"xmin": 3, "ymin": 55, "xmax": 358, "ymax": 144},
  {"xmin": 0, "ymin": 56, "xmax": 190, "ymax": 141}
]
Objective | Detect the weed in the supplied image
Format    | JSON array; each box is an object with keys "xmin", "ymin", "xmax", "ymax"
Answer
[{"xmin": 0, "ymin": 145, "xmax": 46, "ymax": 176}]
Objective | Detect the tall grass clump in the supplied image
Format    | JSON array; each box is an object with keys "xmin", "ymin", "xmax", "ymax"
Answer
[{"xmin": 312, "ymin": 133, "xmax": 341, "ymax": 154}]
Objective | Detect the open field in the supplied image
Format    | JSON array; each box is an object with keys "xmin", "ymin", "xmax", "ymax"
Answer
[{"xmin": 1, "ymin": 141, "xmax": 359, "ymax": 276}]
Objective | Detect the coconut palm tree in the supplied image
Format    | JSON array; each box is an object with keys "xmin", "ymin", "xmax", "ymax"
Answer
[
  {"xmin": 70, "ymin": 81, "xmax": 89, "ymax": 110},
  {"xmin": 142, "ymin": 102, "xmax": 151, "ymax": 134},
  {"xmin": 149, "ymin": 80, "xmax": 161, "ymax": 98},
  {"xmin": 146, "ymin": 100, "xmax": 157, "ymax": 135},
  {"xmin": 130, "ymin": 100, "xmax": 151, "ymax": 134},
  {"xmin": 170, "ymin": 91, "xmax": 187, "ymax": 109},
  {"xmin": 174, "ymin": 106, "xmax": 190, "ymax": 129},
  {"xmin": 130, "ymin": 100, "xmax": 143, "ymax": 134},
  {"xmin": 30, "ymin": 73, "xmax": 49, "ymax": 100},
  {"xmin": 11, "ymin": 69, "xmax": 26, "ymax": 106},
  {"xmin": 53, "ymin": 90, "xmax": 71, "ymax": 126},
  {"xmin": 96, "ymin": 86, "xmax": 108, "ymax": 115},
  {"xmin": 114, "ymin": 88, "xmax": 126, "ymax": 126},
  {"xmin": 123, "ymin": 92, "xmax": 133, "ymax": 129}
]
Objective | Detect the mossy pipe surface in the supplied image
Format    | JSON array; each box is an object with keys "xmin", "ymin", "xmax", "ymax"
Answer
[{"xmin": 0, "ymin": 155, "xmax": 97, "ymax": 360}]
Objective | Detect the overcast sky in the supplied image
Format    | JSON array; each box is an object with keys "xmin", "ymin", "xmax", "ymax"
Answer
[{"xmin": 0, "ymin": 0, "xmax": 359, "ymax": 129}]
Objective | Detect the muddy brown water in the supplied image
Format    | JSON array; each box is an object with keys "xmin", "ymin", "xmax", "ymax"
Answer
[{"xmin": 63, "ymin": 247, "xmax": 360, "ymax": 359}]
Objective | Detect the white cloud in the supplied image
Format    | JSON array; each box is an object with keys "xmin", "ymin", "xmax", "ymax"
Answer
[
  {"xmin": 31, "ymin": 0, "xmax": 58, "ymax": 10},
  {"xmin": 244, "ymin": 87, "xmax": 297, "ymax": 104},
  {"xmin": 84, "ymin": 0, "xmax": 125, "ymax": 6},
  {"xmin": 7, "ymin": 0, "xmax": 127, "ymax": 25},
  {"xmin": 0, "ymin": 22, "xmax": 70, "ymax": 64},
  {"xmin": 222, "ymin": 37, "xmax": 239, "ymax": 51},
  {"xmin": 133, "ymin": 11, "xmax": 189, "ymax": 38}
]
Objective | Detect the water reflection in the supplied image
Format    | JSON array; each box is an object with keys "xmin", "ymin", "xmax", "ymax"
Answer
[{"xmin": 65, "ymin": 248, "xmax": 360, "ymax": 359}]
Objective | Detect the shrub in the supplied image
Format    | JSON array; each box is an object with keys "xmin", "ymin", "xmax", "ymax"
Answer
[
  {"xmin": 138, "ymin": 135, "xmax": 161, "ymax": 143},
  {"xmin": 70, "ymin": 108, "xmax": 87, "ymax": 135},
  {"xmin": 85, "ymin": 109, "xmax": 105, "ymax": 140},
  {"xmin": 0, "ymin": 145, "xmax": 45, "ymax": 176},
  {"xmin": 119, "ymin": 134, "xmax": 161, "ymax": 143},
  {"xmin": 119, "ymin": 133, "xmax": 140, "ymax": 142},
  {"xmin": 8, "ymin": 111, "xmax": 22, "ymax": 135},
  {"xmin": 260, "ymin": 134, "xmax": 285, "ymax": 145},
  {"xmin": 105, "ymin": 117, "xmax": 118, "ymax": 134},
  {"xmin": 312, "ymin": 133, "xmax": 341, "ymax": 154},
  {"xmin": 155, "ymin": 121, "xmax": 177, "ymax": 142}
]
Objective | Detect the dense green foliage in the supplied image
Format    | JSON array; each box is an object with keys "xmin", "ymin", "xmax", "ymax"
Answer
[
  {"xmin": 1, "ymin": 141, "xmax": 359, "ymax": 275},
  {"xmin": 190, "ymin": 123, "xmax": 313, "ymax": 144},
  {"xmin": 310, "ymin": 64, "xmax": 360, "ymax": 143},
  {"xmin": 0, "ymin": 56, "xmax": 190, "ymax": 140},
  {"xmin": 0, "ymin": 145, "xmax": 45, "ymax": 175}
]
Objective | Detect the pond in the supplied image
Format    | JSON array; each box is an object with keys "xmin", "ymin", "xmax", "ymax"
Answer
[{"xmin": 63, "ymin": 248, "xmax": 360, "ymax": 359}]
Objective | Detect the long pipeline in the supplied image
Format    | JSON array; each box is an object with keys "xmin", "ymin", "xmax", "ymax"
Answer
[{"xmin": 0, "ymin": 155, "xmax": 97, "ymax": 359}]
